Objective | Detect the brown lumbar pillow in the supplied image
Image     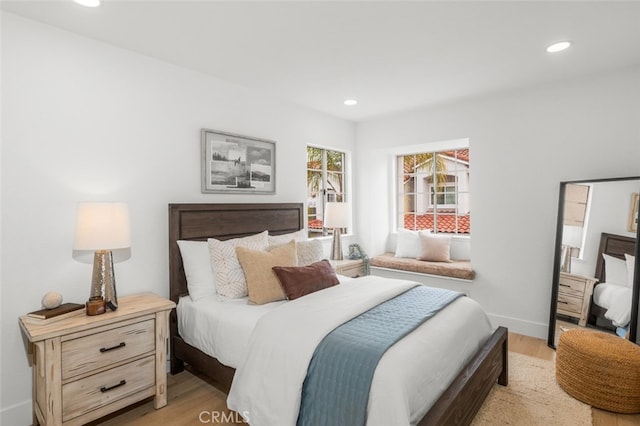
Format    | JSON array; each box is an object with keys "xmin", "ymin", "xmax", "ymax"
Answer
[{"xmin": 272, "ymin": 259, "xmax": 340, "ymax": 300}]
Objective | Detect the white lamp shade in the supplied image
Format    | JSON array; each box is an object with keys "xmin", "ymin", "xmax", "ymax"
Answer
[
  {"xmin": 323, "ymin": 202, "xmax": 350, "ymax": 229},
  {"xmin": 73, "ymin": 202, "xmax": 131, "ymax": 250}
]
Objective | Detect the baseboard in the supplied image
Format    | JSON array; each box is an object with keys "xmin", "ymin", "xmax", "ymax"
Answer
[
  {"xmin": 487, "ymin": 313, "xmax": 548, "ymax": 341},
  {"xmin": 1, "ymin": 399, "xmax": 32, "ymax": 426}
]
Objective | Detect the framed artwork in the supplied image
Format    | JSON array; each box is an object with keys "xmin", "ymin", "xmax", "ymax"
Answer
[
  {"xmin": 201, "ymin": 129, "xmax": 276, "ymax": 194},
  {"xmin": 629, "ymin": 192, "xmax": 639, "ymax": 233}
]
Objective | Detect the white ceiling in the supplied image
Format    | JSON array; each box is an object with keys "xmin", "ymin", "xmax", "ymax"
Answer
[{"xmin": 2, "ymin": 1, "xmax": 640, "ymax": 122}]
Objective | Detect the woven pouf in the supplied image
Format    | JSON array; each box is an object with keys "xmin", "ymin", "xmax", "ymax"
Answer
[{"xmin": 556, "ymin": 329, "xmax": 640, "ymax": 413}]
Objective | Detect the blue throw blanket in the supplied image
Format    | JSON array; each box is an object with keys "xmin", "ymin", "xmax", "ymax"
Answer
[{"xmin": 297, "ymin": 285, "xmax": 463, "ymax": 426}]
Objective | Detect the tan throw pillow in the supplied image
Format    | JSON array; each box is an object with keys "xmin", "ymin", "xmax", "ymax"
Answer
[
  {"xmin": 236, "ymin": 240, "xmax": 298, "ymax": 305},
  {"xmin": 208, "ymin": 231, "xmax": 269, "ymax": 300},
  {"xmin": 418, "ymin": 233, "xmax": 452, "ymax": 262},
  {"xmin": 272, "ymin": 260, "xmax": 340, "ymax": 300}
]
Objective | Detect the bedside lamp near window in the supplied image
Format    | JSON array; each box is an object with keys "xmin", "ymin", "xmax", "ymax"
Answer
[
  {"xmin": 73, "ymin": 202, "xmax": 130, "ymax": 315},
  {"xmin": 324, "ymin": 202, "xmax": 350, "ymax": 261}
]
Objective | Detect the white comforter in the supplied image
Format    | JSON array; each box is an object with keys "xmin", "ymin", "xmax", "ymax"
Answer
[
  {"xmin": 227, "ymin": 275, "xmax": 493, "ymax": 426},
  {"xmin": 594, "ymin": 282, "xmax": 633, "ymax": 327}
]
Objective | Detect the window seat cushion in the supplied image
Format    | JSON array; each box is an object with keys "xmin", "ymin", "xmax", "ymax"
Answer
[{"xmin": 370, "ymin": 252, "xmax": 475, "ymax": 281}]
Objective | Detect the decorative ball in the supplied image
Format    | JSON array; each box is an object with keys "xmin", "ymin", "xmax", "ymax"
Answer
[{"xmin": 41, "ymin": 292, "xmax": 63, "ymax": 309}]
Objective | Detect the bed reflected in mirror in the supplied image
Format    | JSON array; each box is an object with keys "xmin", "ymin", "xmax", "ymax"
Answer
[{"xmin": 548, "ymin": 177, "xmax": 640, "ymax": 348}]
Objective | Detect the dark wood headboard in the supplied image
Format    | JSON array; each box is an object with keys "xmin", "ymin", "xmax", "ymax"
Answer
[
  {"xmin": 168, "ymin": 203, "xmax": 304, "ymax": 303},
  {"xmin": 594, "ymin": 232, "xmax": 636, "ymax": 283}
]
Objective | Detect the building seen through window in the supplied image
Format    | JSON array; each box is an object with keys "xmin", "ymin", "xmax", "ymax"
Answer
[
  {"xmin": 398, "ymin": 149, "xmax": 470, "ymax": 235},
  {"xmin": 307, "ymin": 146, "xmax": 347, "ymax": 238}
]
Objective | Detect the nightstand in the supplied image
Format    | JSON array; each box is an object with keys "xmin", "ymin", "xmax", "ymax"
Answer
[
  {"xmin": 557, "ymin": 272, "xmax": 597, "ymax": 327},
  {"xmin": 19, "ymin": 292, "xmax": 175, "ymax": 426},
  {"xmin": 330, "ymin": 258, "xmax": 366, "ymax": 278}
]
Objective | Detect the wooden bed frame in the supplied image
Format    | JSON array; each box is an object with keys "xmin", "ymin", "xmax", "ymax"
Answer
[
  {"xmin": 587, "ymin": 232, "xmax": 637, "ymax": 329},
  {"xmin": 168, "ymin": 203, "xmax": 508, "ymax": 425}
]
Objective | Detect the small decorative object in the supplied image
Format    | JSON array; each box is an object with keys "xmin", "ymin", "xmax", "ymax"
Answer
[
  {"xmin": 41, "ymin": 291, "xmax": 63, "ymax": 309},
  {"xmin": 324, "ymin": 202, "xmax": 350, "ymax": 260},
  {"xmin": 24, "ymin": 302, "xmax": 84, "ymax": 324},
  {"xmin": 629, "ymin": 193, "xmax": 639, "ymax": 233},
  {"xmin": 201, "ymin": 128, "xmax": 276, "ymax": 194},
  {"xmin": 85, "ymin": 296, "xmax": 106, "ymax": 316},
  {"xmin": 73, "ymin": 202, "xmax": 131, "ymax": 315}
]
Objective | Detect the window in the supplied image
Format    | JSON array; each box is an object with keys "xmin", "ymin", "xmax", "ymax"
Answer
[
  {"xmin": 397, "ymin": 149, "xmax": 470, "ymax": 235},
  {"xmin": 307, "ymin": 146, "xmax": 347, "ymax": 238}
]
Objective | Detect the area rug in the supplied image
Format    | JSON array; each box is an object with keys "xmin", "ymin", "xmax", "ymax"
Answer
[{"xmin": 472, "ymin": 352, "xmax": 592, "ymax": 425}]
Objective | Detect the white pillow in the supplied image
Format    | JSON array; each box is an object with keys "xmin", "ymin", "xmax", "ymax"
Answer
[
  {"xmin": 418, "ymin": 232, "xmax": 452, "ymax": 262},
  {"xmin": 268, "ymin": 229, "xmax": 307, "ymax": 247},
  {"xmin": 395, "ymin": 229, "xmax": 428, "ymax": 258},
  {"xmin": 603, "ymin": 253, "xmax": 629, "ymax": 287},
  {"xmin": 296, "ymin": 239, "xmax": 325, "ymax": 266},
  {"xmin": 208, "ymin": 231, "xmax": 269, "ymax": 300},
  {"xmin": 177, "ymin": 240, "xmax": 216, "ymax": 301},
  {"xmin": 625, "ymin": 254, "xmax": 636, "ymax": 288}
]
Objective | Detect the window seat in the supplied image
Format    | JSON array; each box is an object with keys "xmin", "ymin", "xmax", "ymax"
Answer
[{"xmin": 370, "ymin": 252, "xmax": 475, "ymax": 281}]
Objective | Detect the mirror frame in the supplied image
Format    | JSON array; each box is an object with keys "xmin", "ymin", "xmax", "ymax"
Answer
[{"xmin": 548, "ymin": 176, "xmax": 640, "ymax": 348}]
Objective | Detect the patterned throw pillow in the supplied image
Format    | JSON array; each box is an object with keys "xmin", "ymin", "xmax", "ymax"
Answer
[
  {"xmin": 208, "ymin": 231, "xmax": 269, "ymax": 300},
  {"xmin": 296, "ymin": 239, "xmax": 325, "ymax": 266},
  {"xmin": 268, "ymin": 229, "xmax": 307, "ymax": 247}
]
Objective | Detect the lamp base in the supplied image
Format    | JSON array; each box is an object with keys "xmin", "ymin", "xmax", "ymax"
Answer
[
  {"xmin": 91, "ymin": 250, "xmax": 118, "ymax": 312},
  {"xmin": 330, "ymin": 228, "xmax": 344, "ymax": 260}
]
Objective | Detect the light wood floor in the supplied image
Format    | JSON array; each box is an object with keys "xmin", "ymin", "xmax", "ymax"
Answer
[{"xmin": 89, "ymin": 332, "xmax": 640, "ymax": 425}]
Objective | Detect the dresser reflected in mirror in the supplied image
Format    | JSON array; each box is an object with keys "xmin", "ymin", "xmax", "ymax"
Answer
[{"xmin": 548, "ymin": 177, "xmax": 640, "ymax": 348}]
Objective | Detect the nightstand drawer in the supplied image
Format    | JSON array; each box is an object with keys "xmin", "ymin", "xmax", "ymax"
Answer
[
  {"xmin": 62, "ymin": 355, "xmax": 155, "ymax": 422},
  {"xmin": 559, "ymin": 276, "xmax": 587, "ymax": 297},
  {"xmin": 62, "ymin": 319, "xmax": 155, "ymax": 380},
  {"xmin": 340, "ymin": 263, "xmax": 364, "ymax": 277},
  {"xmin": 557, "ymin": 293, "xmax": 583, "ymax": 315}
]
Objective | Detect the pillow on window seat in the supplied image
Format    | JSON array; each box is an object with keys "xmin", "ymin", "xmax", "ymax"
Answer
[
  {"xmin": 418, "ymin": 232, "xmax": 452, "ymax": 262},
  {"xmin": 395, "ymin": 229, "xmax": 430, "ymax": 258}
]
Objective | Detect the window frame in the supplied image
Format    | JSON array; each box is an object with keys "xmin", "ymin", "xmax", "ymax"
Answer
[
  {"xmin": 393, "ymin": 139, "xmax": 470, "ymax": 237},
  {"xmin": 306, "ymin": 145, "xmax": 350, "ymax": 238}
]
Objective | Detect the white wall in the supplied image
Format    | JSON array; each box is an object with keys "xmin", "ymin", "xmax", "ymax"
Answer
[
  {"xmin": 356, "ymin": 65, "xmax": 640, "ymax": 339},
  {"xmin": 0, "ymin": 13, "xmax": 355, "ymax": 423}
]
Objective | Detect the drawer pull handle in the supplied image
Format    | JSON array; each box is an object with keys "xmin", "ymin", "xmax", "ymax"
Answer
[
  {"xmin": 100, "ymin": 380, "xmax": 126, "ymax": 393},
  {"xmin": 100, "ymin": 342, "xmax": 126, "ymax": 353},
  {"xmin": 558, "ymin": 301, "xmax": 568, "ymax": 304},
  {"xmin": 559, "ymin": 284, "xmax": 570, "ymax": 287}
]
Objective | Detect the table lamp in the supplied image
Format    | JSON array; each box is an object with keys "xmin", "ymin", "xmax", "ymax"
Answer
[
  {"xmin": 324, "ymin": 202, "xmax": 350, "ymax": 261},
  {"xmin": 73, "ymin": 202, "xmax": 130, "ymax": 315}
]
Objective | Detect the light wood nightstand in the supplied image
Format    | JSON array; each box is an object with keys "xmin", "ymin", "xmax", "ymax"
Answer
[
  {"xmin": 557, "ymin": 272, "xmax": 598, "ymax": 327},
  {"xmin": 330, "ymin": 258, "xmax": 366, "ymax": 278},
  {"xmin": 19, "ymin": 292, "xmax": 175, "ymax": 426}
]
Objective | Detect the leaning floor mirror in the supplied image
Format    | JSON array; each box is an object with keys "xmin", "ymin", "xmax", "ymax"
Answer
[{"xmin": 548, "ymin": 176, "xmax": 640, "ymax": 348}]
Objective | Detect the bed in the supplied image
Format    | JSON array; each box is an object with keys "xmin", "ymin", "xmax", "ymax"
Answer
[
  {"xmin": 588, "ymin": 232, "xmax": 636, "ymax": 330},
  {"xmin": 168, "ymin": 203, "xmax": 508, "ymax": 425}
]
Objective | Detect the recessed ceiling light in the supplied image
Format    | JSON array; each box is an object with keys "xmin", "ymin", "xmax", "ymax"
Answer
[
  {"xmin": 344, "ymin": 99, "xmax": 358, "ymax": 106},
  {"xmin": 74, "ymin": 0, "xmax": 100, "ymax": 7},
  {"xmin": 546, "ymin": 41, "xmax": 572, "ymax": 53}
]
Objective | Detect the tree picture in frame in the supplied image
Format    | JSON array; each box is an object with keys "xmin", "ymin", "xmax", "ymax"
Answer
[
  {"xmin": 629, "ymin": 192, "xmax": 639, "ymax": 233},
  {"xmin": 201, "ymin": 129, "xmax": 276, "ymax": 194}
]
